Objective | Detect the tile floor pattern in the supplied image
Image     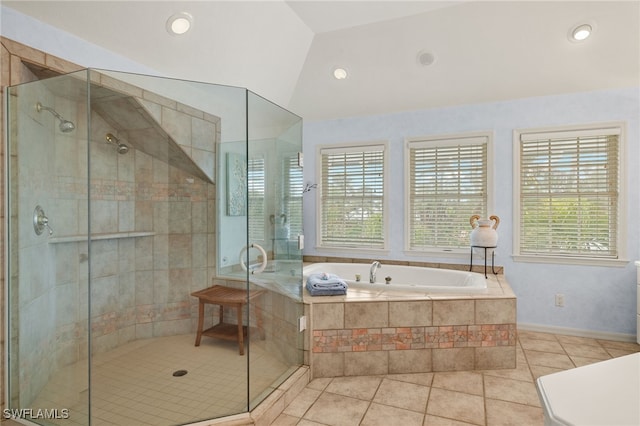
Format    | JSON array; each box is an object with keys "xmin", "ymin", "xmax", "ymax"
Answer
[
  {"xmin": 273, "ymin": 330, "xmax": 640, "ymax": 426},
  {"xmin": 27, "ymin": 334, "xmax": 291, "ymax": 426}
]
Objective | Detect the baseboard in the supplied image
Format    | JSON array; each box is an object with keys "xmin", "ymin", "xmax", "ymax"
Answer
[{"xmin": 518, "ymin": 322, "xmax": 637, "ymax": 343}]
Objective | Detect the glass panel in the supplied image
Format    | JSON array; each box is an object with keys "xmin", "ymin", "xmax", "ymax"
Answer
[
  {"xmin": 7, "ymin": 70, "xmax": 91, "ymax": 425},
  {"xmin": 246, "ymin": 91, "xmax": 303, "ymax": 409},
  {"xmin": 88, "ymin": 70, "xmax": 248, "ymax": 424}
]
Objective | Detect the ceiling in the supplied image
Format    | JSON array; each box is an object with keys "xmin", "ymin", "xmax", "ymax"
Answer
[{"xmin": 3, "ymin": 1, "xmax": 639, "ymax": 121}]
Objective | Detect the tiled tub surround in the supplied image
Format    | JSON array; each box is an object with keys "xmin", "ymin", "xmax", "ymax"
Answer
[{"xmin": 306, "ymin": 273, "xmax": 516, "ymax": 378}]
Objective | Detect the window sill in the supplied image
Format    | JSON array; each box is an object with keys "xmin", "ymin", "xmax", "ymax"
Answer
[
  {"xmin": 314, "ymin": 246, "xmax": 390, "ymax": 256},
  {"xmin": 403, "ymin": 249, "xmax": 470, "ymax": 259},
  {"xmin": 512, "ymin": 254, "xmax": 629, "ymax": 268}
]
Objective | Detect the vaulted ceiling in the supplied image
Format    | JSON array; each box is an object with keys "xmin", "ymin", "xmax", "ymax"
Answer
[{"xmin": 3, "ymin": 1, "xmax": 639, "ymax": 120}]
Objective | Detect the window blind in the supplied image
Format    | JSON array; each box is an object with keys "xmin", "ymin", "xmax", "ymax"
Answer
[
  {"xmin": 408, "ymin": 137, "xmax": 488, "ymax": 250},
  {"xmin": 519, "ymin": 131, "xmax": 619, "ymax": 258},
  {"xmin": 248, "ymin": 156, "xmax": 265, "ymax": 241},
  {"xmin": 284, "ymin": 154, "xmax": 303, "ymax": 237},
  {"xmin": 320, "ymin": 145, "xmax": 385, "ymax": 248}
]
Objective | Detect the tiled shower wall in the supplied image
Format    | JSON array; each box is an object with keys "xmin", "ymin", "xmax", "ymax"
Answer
[
  {"xmin": 86, "ymin": 154, "xmax": 216, "ymax": 354},
  {"xmin": 84, "ymin": 100, "xmax": 217, "ymax": 355},
  {"xmin": 47, "ymin": 103, "xmax": 215, "ymax": 406}
]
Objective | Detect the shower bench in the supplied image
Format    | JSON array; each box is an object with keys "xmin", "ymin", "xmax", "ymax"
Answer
[{"xmin": 191, "ymin": 285, "xmax": 266, "ymax": 355}]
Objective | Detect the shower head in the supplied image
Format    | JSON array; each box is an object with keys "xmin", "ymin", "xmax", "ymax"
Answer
[
  {"xmin": 58, "ymin": 120, "xmax": 76, "ymax": 133},
  {"xmin": 105, "ymin": 133, "xmax": 129, "ymax": 154},
  {"xmin": 36, "ymin": 102, "xmax": 75, "ymax": 133},
  {"xmin": 117, "ymin": 143, "xmax": 129, "ymax": 155}
]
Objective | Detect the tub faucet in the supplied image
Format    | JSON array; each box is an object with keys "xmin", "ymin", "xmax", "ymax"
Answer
[{"xmin": 370, "ymin": 261, "xmax": 381, "ymax": 283}]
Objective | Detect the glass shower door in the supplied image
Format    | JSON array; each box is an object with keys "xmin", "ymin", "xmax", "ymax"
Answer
[
  {"xmin": 6, "ymin": 71, "xmax": 91, "ymax": 425},
  {"xmin": 215, "ymin": 90, "xmax": 304, "ymax": 410},
  {"xmin": 85, "ymin": 70, "xmax": 241, "ymax": 424},
  {"xmin": 246, "ymin": 91, "xmax": 304, "ymax": 409}
]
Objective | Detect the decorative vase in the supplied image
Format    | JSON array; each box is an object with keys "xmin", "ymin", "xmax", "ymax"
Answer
[{"xmin": 469, "ymin": 215, "xmax": 500, "ymax": 247}]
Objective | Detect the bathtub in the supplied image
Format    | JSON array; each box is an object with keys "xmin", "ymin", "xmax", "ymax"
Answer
[
  {"xmin": 304, "ymin": 261, "xmax": 515, "ymax": 377},
  {"xmin": 303, "ymin": 262, "xmax": 487, "ymax": 293}
]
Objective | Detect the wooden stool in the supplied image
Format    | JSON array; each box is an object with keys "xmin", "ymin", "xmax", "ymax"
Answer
[{"xmin": 191, "ymin": 285, "xmax": 265, "ymax": 355}]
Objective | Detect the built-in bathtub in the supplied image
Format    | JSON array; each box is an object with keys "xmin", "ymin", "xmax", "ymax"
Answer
[
  {"xmin": 304, "ymin": 262, "xmax": 487, "ymax": 293},
  {"xmin": 302, "ymin": 261, "xmax": 517, "ymax": 378}
]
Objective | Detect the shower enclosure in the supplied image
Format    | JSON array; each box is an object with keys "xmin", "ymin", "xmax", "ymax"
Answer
[{"xmin": 5, "ymin": 69, "xmax": 304, "ymax": 425}]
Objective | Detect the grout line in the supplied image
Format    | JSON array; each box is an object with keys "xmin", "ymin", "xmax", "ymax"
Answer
[
  {"xmin": 298, "ymin": 378, "xmax": 331, "ymax": 422},
  {"xmin": 482, "ymin": 371, "xmax": 488, "ymax": 426}
]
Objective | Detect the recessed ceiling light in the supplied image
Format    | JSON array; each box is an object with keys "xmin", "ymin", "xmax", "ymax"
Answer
[
  {"xmin": 416, "ymin": 50, "xmax": 436, "ymax": 66},
  {"xmin": 569, "ymin": 23, "xmax": 593, "ymax": 42},
  {"xmin": 167, "ymin": 12, "xmax": 193, "ymax": 35},
  {"xmin": 333, "ymin": 68, "xmax": 348, "ymax": 80}
]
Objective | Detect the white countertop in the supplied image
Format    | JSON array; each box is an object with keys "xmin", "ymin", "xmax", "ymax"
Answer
[{"xmin": 536, "ymin": 353, "xmax": 640, "ymax": 426}]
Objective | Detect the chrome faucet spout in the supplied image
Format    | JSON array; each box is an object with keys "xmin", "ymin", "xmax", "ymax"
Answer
[{"xmin": 369, "ymin": 261, "xmax": 381, "ymax": 283}]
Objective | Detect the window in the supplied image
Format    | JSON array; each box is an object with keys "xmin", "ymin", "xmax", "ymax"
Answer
[
  {"xmin": 283, "ymin": 153, "xmax": 304, "ymax": 238},
  {"xmin": 514, "ymin": 124, "xmax": 625, "ymax": 264},
  {"xmin": 318, "ymin": 143, "xmax": 387, "ymax": 249},
  {"xmin": 248, "ymin": 155, "xmax": 265, "ymax": 242},
  {"xmin": 406, "ymin": 133, "xmax": 491, "ymax": 252},
  {"xmin": 248, "ymin": 153, "xmax": 302, "ymax": 246}
]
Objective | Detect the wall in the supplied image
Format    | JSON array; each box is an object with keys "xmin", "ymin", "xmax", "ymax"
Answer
[
  {"xmin": 0, "ymin": 6, "xmax": 159, "ymax": 76},
  {"xmin": 303, "ymin": 88, "xmax": 640, "ymax": 338}
]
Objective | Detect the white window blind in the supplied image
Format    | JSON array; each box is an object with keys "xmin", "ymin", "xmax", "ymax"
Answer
[
  {"xmin": 408, "ymin": 136, "xmax": 488, "ymax": 250},
  {"xmin": 284, "ymin": 154, "xmax": 303, "ymax": 237},
  {"xmin": 320, "ymin": 145, "xmax": 385, "ymax": 248},
  {"xmin": 518, "ymin": 128, "xmax": 620, "ymax": 258},
  {"xmin": 248, "ymin": 155, "xmax": 265, "ymax": 242}
]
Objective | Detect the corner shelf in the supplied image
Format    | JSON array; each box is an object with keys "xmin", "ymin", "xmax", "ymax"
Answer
[{"xmin": 49, "ymin": 231, "xmax": 155, "ymax": 244}]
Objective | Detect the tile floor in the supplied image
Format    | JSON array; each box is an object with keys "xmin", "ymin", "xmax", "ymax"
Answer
[
  {"xmin": 9, "ymin": 330, "xmax": 640, "ymax": 426},
  {"xmin": 27, "ymin": 334, "xmax": 291, "ymax": 426},
  {"xmin": 272, "ymin": 330, "xmax": 640, "ymax": 426}
]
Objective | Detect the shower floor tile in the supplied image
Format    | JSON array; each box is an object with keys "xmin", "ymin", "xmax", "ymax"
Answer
[{"xmin": 29, "ymin": 334, "xmax": 289, "ymax": 426}]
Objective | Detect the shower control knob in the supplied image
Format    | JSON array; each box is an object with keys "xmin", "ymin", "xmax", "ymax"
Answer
[{"xmin": 33, "ymin": 205, "xmax": 53, "ymax": 236}]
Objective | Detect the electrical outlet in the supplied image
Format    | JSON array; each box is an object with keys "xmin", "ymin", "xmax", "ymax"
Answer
[
  {"xmin": 298, "ymin": 316, "xmax": 307, "ymax": 332},
  {"xmin": 555, "ymin": 294, "xmax": 565, "ymax": 307}
]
